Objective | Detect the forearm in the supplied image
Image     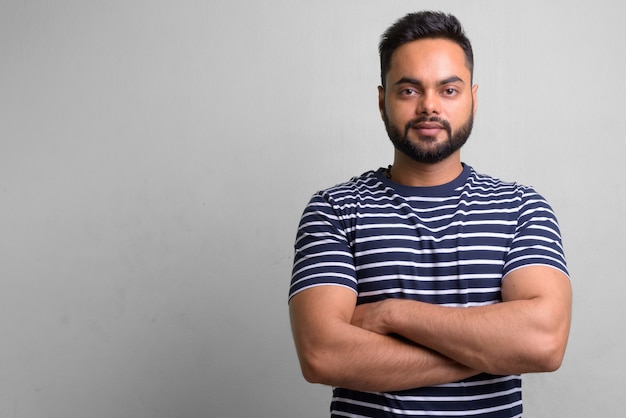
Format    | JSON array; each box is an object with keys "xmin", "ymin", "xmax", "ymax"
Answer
[
  {"xmin": 293, "ymin": 317, "xmax": 478, "ymax": 392},
  {"xmin": 353, "ymin": 267, "xmax": 572, "ymax": 375},
  {"xmin": 378, "ymin": 298, "xmax": 567, "ymax": 375}
]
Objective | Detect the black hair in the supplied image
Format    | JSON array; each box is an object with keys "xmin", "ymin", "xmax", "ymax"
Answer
[{"xmin": 379, "ymin": 11, "xmax": 474, "ymax": 88}]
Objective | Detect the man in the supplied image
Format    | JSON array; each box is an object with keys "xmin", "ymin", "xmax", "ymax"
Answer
[{"xmin": 289, "ymin": 11, "xmax": 571, "ymax": 418}]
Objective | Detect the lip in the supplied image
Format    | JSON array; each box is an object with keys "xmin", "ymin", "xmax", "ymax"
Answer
[
  {"xmin": 414, "ymin": 122, "xmax": 443, "ymax": 129},
  {"xmin": 413, "ymin": 122, "xmax": 443, "ymax": 136}
]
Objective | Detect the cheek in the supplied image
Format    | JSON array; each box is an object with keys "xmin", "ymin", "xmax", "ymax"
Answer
[
  {"xmin": 385, "ymin": 101, "xmax": 414, "ymax": 123},
  {"xmin": 450, "ymin": 101, "xmax": 474, "ymax": 121}
]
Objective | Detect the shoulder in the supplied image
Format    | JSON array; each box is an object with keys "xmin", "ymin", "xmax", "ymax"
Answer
[
  {"xmin": 466, "ymin": 167, "xmax": 520, "ymax": 192},
  {"xmin": 310, "ymin": 170, "xmax": 385, "ymax": 205},
  {"xmin": 463, "ymin": 167, "xmax": 561, "ymax": 229},
  {"xmin": 298, "ymin": 170, "xmax": 386, "ymax": 226},
  {"xmin": 319, "ymin": 170, "xmax": 382, "ymax": 194},
  {"xmin": 465, "ymin": 166, "xmax": 549, "ymax": 206}
]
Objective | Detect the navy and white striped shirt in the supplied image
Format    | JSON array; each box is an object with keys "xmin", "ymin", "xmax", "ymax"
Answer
[{"xmin": 290, "ymin": 164, "xmax": 568, "ymax": 417}]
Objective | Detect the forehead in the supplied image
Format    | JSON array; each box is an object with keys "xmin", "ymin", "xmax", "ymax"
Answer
[{"xmin": 387, "ymin": 38, "xmax": 470, "ymax": 84}]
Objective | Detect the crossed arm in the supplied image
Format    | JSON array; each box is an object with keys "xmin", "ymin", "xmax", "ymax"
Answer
[
  {"xmin": 289, "ymin": 265, "xmax": 571, "ymax": 391},
  {"xmin": 289, "ymin": 285, "xmax": 478, "ymax": 392}
]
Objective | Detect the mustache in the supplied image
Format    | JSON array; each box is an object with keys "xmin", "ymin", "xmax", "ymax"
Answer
[{"xmin": 404, "ymin": 116, "xmax": 452, "ymax": 135}]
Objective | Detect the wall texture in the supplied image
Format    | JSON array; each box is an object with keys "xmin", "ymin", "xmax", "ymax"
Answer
[{"xmin": 1, "ymin": 0, "xmax": 624, "ymax": 417}]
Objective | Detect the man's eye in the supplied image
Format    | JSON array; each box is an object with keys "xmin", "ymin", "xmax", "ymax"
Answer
[
  {"xmin": 443, "ymin": 88, "xmax": 458, "ymax": 96},
  {"xmin": 400, "ymin": 89, "xmax": 418, "ymax": 96}
]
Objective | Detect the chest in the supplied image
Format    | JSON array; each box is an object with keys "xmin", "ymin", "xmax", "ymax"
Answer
[{"xmin": 347, "ymin": 196, "xmax": 517, "ymax": 305}]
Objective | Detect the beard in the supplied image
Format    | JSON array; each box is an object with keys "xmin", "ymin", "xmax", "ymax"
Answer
[{"xmin": 383, "ymin": 110, "xmax": 474, "ymax": 164}]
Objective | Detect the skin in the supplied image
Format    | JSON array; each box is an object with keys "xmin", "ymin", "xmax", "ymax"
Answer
[
  {"xmin": 289, "ymin": 38, "xmax": 572, "ymax": 391},
  {"xmin": 379, "ymin": 38, "xmax": 478, "ymax": 186},
  {"xmin": 351, "ymin": 266, "xmax": 572, "ymax": 375}
]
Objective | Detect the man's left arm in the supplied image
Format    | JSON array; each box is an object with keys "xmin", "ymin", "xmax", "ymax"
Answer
[{"xmin": 351, "ymin": 265, "xmax": 572, "ymax": 375}]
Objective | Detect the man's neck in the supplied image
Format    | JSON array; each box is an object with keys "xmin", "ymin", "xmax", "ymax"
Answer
[{"xmin": 389, "ymin": 152, "xmax": 464, "ymax": 187}]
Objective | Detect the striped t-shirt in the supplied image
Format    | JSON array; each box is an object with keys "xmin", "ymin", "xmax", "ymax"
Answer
[{"xmin": 289, "ymin": 164, "xmax": 568, "ymax": 417}]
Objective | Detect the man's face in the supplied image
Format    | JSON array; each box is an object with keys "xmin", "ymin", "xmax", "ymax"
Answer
[{"xmin": 379, "ymin": 38, "xmax": 478, "ymax": 164}]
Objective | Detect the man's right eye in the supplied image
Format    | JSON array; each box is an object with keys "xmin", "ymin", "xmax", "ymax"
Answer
[{"xmin": 399, "ymin": 88, "xmax": 418, "ymax": 96}]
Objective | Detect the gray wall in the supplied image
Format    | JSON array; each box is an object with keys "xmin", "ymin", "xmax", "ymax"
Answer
[{"xmin": 1, "ymin": 0, "xmax": 623, "ymax": 416}]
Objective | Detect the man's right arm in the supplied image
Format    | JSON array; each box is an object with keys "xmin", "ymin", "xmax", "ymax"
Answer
[{"xmin": 289, "ymin": 285, "xmax": 478, "ymax": 392}]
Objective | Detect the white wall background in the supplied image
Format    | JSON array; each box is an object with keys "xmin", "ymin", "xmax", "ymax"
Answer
[{"xmin": 1, "ymin": 0, "xmax": 624, "ymax": 417}]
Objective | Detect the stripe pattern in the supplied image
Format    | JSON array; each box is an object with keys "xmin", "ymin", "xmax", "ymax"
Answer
[{"xmin": 290, "ymin": 165, "xmax": 568, "ymax": 417}]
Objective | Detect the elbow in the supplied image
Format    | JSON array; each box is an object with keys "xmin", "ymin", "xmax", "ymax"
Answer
[
  {"xmin": 485, "ymin": 334, "xmax": 568, "ymax": 375},
  {"xmin": 301, "ymin": 364, "xmax": 325, "ymax": 385},
  {"xmin": 298, "ymin": 350, "xmax": 321, "ymax": 383},
  {"xmin": 539, "ymin": 341, "xmax": 566, "ymax": 372},
  {"xmin": 532, "ymin": 334, "xmax": 568, "ymax": 372},
  {"xmin": 515, "ymin": 316, "xmax": 570, "ymax": 374},
  {"xmin": 297, "ymin": 348, "xmax": 334, "ymax": 385}
]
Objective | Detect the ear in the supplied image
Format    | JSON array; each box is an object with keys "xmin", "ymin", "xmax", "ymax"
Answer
[
  {"xmin": 378, "ymin": 85, "xmax": 386, "ymax": 121},
  {"xmin": 471, "ymin": 84, "xmax": 479, "ymax": 117}
]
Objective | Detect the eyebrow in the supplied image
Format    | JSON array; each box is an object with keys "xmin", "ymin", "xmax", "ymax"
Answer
[{"xmin": 393, "ymin": 76, "xmax": 465, "ymax": 87}]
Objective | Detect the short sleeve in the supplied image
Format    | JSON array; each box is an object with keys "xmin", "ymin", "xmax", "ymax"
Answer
[
  {"xmin": 289, "ymin": 192, "xmax": 358, "ymax": 301},
  {"xmin": 503, "ymin": 187, "xmax": 568, "ymax": 278}
]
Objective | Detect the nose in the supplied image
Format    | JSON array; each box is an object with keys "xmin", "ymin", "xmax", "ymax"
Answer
[{"xmin": 418, "ymin": 90, "xmax": 440, "ymax": 115}]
